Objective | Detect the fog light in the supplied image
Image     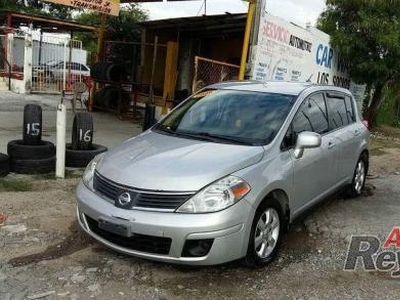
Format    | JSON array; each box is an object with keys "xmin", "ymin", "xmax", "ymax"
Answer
[{"xmin": 182, "ymin": 239, "xmax": 214, "ymax": 257}]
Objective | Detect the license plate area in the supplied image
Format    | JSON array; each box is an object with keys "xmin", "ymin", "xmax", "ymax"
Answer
[{"xmin": 98, "ymin": 218, "xmax": 130, "ymax": 237}]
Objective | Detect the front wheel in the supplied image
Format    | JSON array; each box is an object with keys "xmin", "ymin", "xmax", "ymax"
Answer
[
  {"xmin": 345, "ymin": 155, "xmax": 367, "ymax": 198},
  {"xmin": 245, "ymin": 198, "xmax": 284, "ymax": 267}
]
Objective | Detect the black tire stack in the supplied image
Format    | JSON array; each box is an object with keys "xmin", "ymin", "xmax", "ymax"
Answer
[
  {"xmin": 66, "ymin": 113, "xmax": 107, "ymax": 168},
  {"xmin": 90, "ymin": 62, "xmax": 127, "ymax": 82},
  {"xmin": 7, "ymin": 105, "xmax": 56, "ymax": 174},
  {"xmin": 0, "ymin": 153, "xmax": 10, "ymax": 177}
]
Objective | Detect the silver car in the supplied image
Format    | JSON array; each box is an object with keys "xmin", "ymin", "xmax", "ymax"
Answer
[{"xmin": 76, "ymin": 81, "xmax": 369, "ymax": 266}]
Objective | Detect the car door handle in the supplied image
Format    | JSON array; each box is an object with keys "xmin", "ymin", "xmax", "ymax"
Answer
[
  {"xmin": 354, "ymin": 130, "xmax": 360, "ymax": 136},
  {"xmin": 328, "ymin": 141, "xmax": 336, "ymax": 149}
]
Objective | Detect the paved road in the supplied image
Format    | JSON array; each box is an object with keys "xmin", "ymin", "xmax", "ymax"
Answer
[{"xmin": 0, "ymin": 91, "xmax": 141, "ymax": 153}]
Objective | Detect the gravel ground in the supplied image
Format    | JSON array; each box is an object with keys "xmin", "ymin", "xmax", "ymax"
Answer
[
  {"xmin": 1, "ymin": 92, "xmax": 400, "ymax": 299},
  {"xmin": 1, "ymin": 143, "xmax": 400, "ymax": 299}
]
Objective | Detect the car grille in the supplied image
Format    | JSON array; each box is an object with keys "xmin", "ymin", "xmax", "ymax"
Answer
[
  {"xmin": 93, "ymin": 171, "xmax": 194, "ymax": 210},
  {"xmin": 85, "ymin": 214, "xmax": 171, "ymax": 255}
]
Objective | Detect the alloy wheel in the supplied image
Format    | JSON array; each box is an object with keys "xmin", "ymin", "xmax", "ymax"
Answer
[
  {"xmin": 354, "ymin": 160, "xmax": 366, "ymax": 194},
  {"xmin": 254, "ymin": 208, "xmax": 280, "ymax": 259}
]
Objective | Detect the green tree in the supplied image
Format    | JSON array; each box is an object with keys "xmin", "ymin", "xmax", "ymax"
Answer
[
  {"xmin": 317, "ymin": 0, "xmax": 400, "ymax": 126},
  {"xmin": 73, "ymin": 4, "xmax": 148, "ymax": 53},
  {"xmin": 0, "ymin": 0, "xmax": 74, "ymax": 19}
]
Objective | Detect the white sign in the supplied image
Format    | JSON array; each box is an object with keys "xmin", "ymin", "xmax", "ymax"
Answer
[
  {"xmin": 44, "ymin": 0, "xmax": 120, "ymax": 16},
  {"xmin": 251, "ymin": 11, "xmax": 365, "ymax": 109}
]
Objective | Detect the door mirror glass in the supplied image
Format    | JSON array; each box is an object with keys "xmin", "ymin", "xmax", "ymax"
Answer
[{"xmin": 294, "ymin": 131, "xmax": 321, "ymax": 159}]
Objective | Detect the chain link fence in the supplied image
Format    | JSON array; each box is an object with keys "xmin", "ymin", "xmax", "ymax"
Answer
[
  {"xmin": 104, "ymin": 40, "xmax": 167, "ymax": 95},
  {"xmin": 192, "ymin": 56, "xmax": 240, "ymax": 93}
]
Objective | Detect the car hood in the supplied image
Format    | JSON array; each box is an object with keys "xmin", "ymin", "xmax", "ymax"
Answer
[{"xmin": 96, "ymin": 131, "xmax": 264, "ymax": 191}]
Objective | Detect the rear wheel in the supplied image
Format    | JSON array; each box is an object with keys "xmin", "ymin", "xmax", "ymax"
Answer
[
  {"xmin": 345, "ymin": 155, "xmax": 368, "ymax": 198},
  {"xmin": 245, "ymin": 198, "xmax": 284, "ymax": 267}
]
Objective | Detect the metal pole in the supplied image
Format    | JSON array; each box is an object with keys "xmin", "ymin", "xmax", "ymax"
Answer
[
  {"xmin": 62, "ymin": 39, "xmax": 68, "ymax": 91},
  {"xmin": 38, "ymin": 29, "xmax": 43, "ymax": 65},
  {"xmin": 239, "ymin": 0, "xmax": 256, "ymax": 80}
]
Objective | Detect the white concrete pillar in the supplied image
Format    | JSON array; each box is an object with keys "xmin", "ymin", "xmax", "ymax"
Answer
[
  {"xmin": 56, "ymin": 102, "xmax": 67, "ymax": 179},
  {"xmin": 23, "ymin": 33, "xmax": 33, "ymax": 93},
  {"xmin": 6, "ymin": 33, "xmax": 13, "ymax": 67}
]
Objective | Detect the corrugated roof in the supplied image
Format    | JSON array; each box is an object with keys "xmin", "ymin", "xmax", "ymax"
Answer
[
  {"xmin": 0, "ymin": 10, "xmax": 97, "ymax": 33},
  {"xmin": 140, "ymin": 13, "xmax": 247, "ymax": 38}
]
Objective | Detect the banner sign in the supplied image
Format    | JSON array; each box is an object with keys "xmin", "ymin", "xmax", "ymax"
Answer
[
  {"xmin": 44, "ymin": 0, "xmax": 120, "ymax": 16},
  {"xmin": 251, "ymin": 11, "xmax": 365, "ymax": 109}
]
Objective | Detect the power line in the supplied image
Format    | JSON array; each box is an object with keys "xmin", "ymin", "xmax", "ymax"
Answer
[{"xmin": 196, "ymin": 0, "xmax": 205, "ymax": 16}]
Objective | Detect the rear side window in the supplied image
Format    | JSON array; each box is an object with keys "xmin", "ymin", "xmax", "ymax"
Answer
[
  {"xmin": 326, "ymin": 93, "xmax": 350, "ymax": 129},
  {"xmin": 345, "ymin": 96, "xmax": 356, "ymax": 122},
  {"xmin": 292, "ymin": 93, "xmax": 329, "ymax": 135}
]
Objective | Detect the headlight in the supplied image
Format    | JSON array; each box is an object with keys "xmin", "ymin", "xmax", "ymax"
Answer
[
  {"xmin": 176, "ymin": 175, "xmax": 251, "ymax": 213},
  {"xmin": 82, "ymin": 153, "xmax": 105, "ymax": 191}
]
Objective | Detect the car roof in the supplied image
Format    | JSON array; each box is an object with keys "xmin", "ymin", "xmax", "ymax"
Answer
[{"xmin": 207, "ymin": 81, "xmax": 350, "ymax": 96}]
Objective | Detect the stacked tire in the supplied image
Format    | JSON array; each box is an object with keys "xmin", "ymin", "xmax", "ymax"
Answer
[
  {"xmin": 66, "ymin": 113, "xmax": 107, "ymax": 168},
  {"xmin": 8, "ymin": 105, "xmax": 56, "ymax": 174},
  {"xmin": 0, "ymin": 153, "xmax": 10, "ymax": 177},
  {"xmin": 90, "ymin": 62, "xmax": 127, "ymax": 82}
]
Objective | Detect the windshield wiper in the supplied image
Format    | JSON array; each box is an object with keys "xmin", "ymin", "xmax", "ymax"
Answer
[
  {"xmin": 155, "ymin": 126, "xmax": 254, "ymax": 145},
  {"xmin": 176, "ymin": 131, "xmax": 254, "ymax": 145}
]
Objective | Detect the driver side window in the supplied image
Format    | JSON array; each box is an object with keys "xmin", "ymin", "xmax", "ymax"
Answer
[{"xmin": 283, "ymin": 93, "xmax": 328, "ymax": 149}]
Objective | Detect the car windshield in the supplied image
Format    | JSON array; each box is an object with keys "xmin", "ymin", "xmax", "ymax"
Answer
[{"xmin": 154, "ymin": 89, "xmax": 295, "ymax": 146}]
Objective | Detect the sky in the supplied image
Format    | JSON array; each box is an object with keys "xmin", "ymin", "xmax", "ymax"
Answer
[{"xmin": 139, "ymin": 0, "xmax": 327, "ymax": 27}]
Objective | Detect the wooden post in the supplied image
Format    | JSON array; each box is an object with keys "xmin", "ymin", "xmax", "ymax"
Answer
[
  {"xmin": 89, "ymin": 13, "xmax": 107, "ymax": 111},
  {"xmin": 162, "ymin": 41, "xmax": 179, "ymax": 113},
  {"xmin": 192, "ymin": 56, "xmax": 199, "ymax": 93},
  {"xmin": 239, "ymin": 0, "xmax": 256, "ymax": 80},
  {"xmin": 149, "ymin": 35, "xmax": 158, "ymax": 105}
]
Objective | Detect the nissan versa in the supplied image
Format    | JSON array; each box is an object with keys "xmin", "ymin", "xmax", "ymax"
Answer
[{"xmin": 76, "ymin": 81, "xmax": 369, "ymax": 266}]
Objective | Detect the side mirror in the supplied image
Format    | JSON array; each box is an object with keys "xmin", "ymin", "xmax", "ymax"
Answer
[{"xmin": 294, "ymin": 131, "xmax": 321, "ymax": 159}]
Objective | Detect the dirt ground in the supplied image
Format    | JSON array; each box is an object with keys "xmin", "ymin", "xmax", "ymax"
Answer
[{"xmin": 1, "ymin": 133, "xmax": 400, "ymax": 299}]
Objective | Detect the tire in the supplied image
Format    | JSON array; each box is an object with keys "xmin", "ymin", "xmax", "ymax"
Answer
[
  {"xmin": 0, "ymin": 153, "xmax": 10, "ymax": 177},
  {"xmin": 106, "ymin": 64, "xmax": 126, "ymax": 82},
  {"xmin": 23, "ymin": 104, "xmax": 42, "ymax": 145},
  {"xmin": 71, "ymin": 113, "xmax": 93, "ymax": 150},
  {"xmin": 10, "ymin": 156, "xmax": 55, "ymax": 174},
  {"xmin": 345, "ymin": 154, "xmax": 368, "ymax": 198},
  {"xmin": 90, "ymin": 63, "xmax": 99, "ymax": 78},
  {"xmin": 105, "ymin": 63, "xmax": 116, "ymax": 81},
  {"xmin": 7, "ymin": 140, "xmax": 55, "ymax": 160},
  {"xmin": 98, "ymin": 62, "xmax": 108, "ymax": 80},
  {"xmin": 245, "ymin": 198, "xmax": 285, "ymax": 267},
  {"xmin": 66, "ymin": 144, "xmax": 107, "ymax": 168}
]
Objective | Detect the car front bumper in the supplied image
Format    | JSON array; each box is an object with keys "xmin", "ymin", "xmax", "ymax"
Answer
[{"xmin": 76, "ymin": 181, "xmax": 255, "ymax": 265}]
